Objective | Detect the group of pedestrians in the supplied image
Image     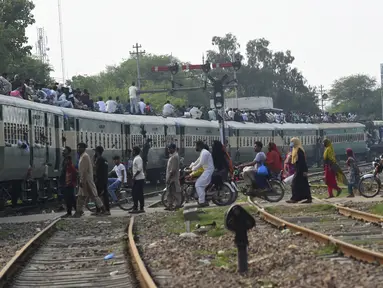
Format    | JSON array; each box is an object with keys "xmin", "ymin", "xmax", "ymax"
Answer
[
  {"xmin": 59, "ymin": 143, "xmax": 146, "ymax": 217},
  {"xmin": 283, "ymin": 138, "xmax": 359, "ymax": 203}
]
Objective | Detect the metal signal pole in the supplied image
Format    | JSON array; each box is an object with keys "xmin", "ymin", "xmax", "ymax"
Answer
[{"xmin": 129, "ymin": 43, "xmax": 145, "ymax": 90}]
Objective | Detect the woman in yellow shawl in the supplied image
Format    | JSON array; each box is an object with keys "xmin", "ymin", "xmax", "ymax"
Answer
[
  {"xmin": 286, "ymin": 137, "xmax": 312, "ymax": 204},
  {"xmin": 323, "ymin": 139, "xmax": 346, "ymax": 198}
]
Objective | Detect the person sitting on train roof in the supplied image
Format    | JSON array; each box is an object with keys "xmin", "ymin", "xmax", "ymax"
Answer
[
  {"xmin": 96, "ymin": 96, "xmax": 106, "ymax": 112},
  {"xmin": 163, "ymin": 100, "xmax": 175, "ymax": 117},
  {"xmin": 138, "ymin": 98, "xmax": 146, "ymax": 115},
  {"xmin": 106, "ymin": 96, "xmax": 118, "ymax": 113}
]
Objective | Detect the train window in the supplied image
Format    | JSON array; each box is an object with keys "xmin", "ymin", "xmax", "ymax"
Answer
[
  {"xmin": 99, "ymin": 133, "xmax": 102, "ymax": 147},
  {"xmin": 64, "ymin": 117, "xmax": 75, "ymax": 131},
  {"xmin": 90, "ymin": 132, "xmax": 93, "ymax": 148},
  {"xmin": 106, "ymin": 134, "xmax": 110, "ymax": 149},
  {"xmin": 103, "ymin": 133, "xmax": 106, "ymax": 148},
  {"xmin": 80, "ymin": 131, "xmax": 83, "ymax": 143},
  {"xmin": 48, "ymin": 127, "xmax": 52, "ymax": 146},
  {"xmin": 118, "ymin": 134, "xmax": 121, "ymax": 149}
]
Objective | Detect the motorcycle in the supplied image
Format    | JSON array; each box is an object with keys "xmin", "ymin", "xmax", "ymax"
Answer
[
  {"xmin": 161, "ymin": 167, "xmax": 237, "ymax": 208},
  {"xmin": 233, "ymin": 166, "xmax": 285, "ymax": 202},
  {"xmin": 358, "ymin": 157, "xmax": 382, "ymax": 198}
]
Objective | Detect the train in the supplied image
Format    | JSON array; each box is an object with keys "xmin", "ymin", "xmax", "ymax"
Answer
[{"xmin": 0, "ymin": 95, "xmax": 367, "ymax": 208}]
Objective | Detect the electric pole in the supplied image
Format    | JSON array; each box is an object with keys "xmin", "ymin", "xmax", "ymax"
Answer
[{"xmin": 129, "ymin": 43, "xmax": 145, "ymax": 90}]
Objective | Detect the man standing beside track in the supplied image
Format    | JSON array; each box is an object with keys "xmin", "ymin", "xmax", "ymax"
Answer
[
  {"xmin": 74, "ymin": 142, "xmax": 106, "ymax": 217},
  {"xmin": 165, "ymin": 144, "xmax": 181, "ymax": 211},
  {"xmin": 94, "ymin": 146, "xmax": 111, "ymax": 215},
  {"xmin": 130, "ymin": 146, "xmax": 145, "ymax": 214}
]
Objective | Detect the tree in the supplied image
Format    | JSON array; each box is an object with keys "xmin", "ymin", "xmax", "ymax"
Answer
[
  {"xmin": 0, "ymin": 0, "xmax": 52, "ymax": 83},
  {"xmin": 72, "ymin": 33, "xmax": 321, "ymax": 114},
  {"xmin": 329, "ymin": 74, "xmax": 380, "ymax": 119}
]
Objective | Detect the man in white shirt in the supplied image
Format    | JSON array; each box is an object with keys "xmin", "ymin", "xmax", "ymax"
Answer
[
  {"xmin": 129, "ymin": 81, "xmax": 139, "ymax": 114},
  {"xmin": 208, "ymin": 108, "xmax": 216, "ymax": 121},
  {"xmin": 189, "ymin": 106, "xmax": 202, "ymax": 119},
  {"xmin": 162, "ymin": 100, "xmax": 175, "ymax": 117},
  {"xmin": 106, "ymin": 96, "xmax": 118, "ymax": 113},
  {"xmin": 138, "ymin": 98, "xmax": 146, "ymax": 115},
  {"xmin": 130, "ymin": 146, "xmax": 145, "ymax": 213},
  {"xmin": 190, "ymin": 141, "xmax": 214, "ymax": 207},
  {"xmin": 107, "ymin": 155, "xmax": 127, "ymax": 203},
  {"xmin": 96, "ymin": 96, "xmax": 106, "ymax": 112}
]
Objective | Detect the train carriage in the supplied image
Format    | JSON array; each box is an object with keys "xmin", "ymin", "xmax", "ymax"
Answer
[
  {"xmin": 225, "ymin": 121, "xmax": 275, "ymax": 164},
  {"xmin": 0, "ymin": 96, "xmax": 64, "ymax": 183},
  {"xmin": 316, "ymin": 123, "xmax": 367, "ymax": 161},
  {"xmin": 272, "ymin": 123, "xmax": 319, "ymax": 165},
  {"xmin": 170, "ymin": 118, "xmax": 220, "ymax": 166}
]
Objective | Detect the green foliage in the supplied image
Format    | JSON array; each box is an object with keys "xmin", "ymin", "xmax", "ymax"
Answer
[
  {"xmin": 71, "ymin": 33, "xmax": 321, "ymax": 113},
  {"xmin": 0, "ymin": 0, "xmax": 53, "ymax": 83},
  {"xmin": 328, "ymin": 74, "xmax": 381, "ymax": 119}
]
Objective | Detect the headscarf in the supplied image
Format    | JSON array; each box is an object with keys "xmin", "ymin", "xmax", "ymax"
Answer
[
  {"xmin": 291, "ymin": 137, "xmax": 304, "ymax": 164},
  {"xmin": 323, "ymin": 139, "xmax": 337, "ymax": 163},
  {"xmin": 324, "ymin": 139, "xmax": 347, "ymax": 184},
  {"xmin": 269, "ymin": 143, "xmax": 282, "ymax": 162},
  {"xmin": 346, "ymin": 148, "xmax": 354, "ymax": 158}
]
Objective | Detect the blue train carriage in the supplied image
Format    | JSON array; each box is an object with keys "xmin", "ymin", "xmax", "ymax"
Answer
[
  {"xmin": 0, "ymin": 95, "xmax": 64, "ymax": 203},
  {"xmin": 170, "ymin": 118, "xmax": 220, "ymax": 167},
  {"xmin": 133, "ymin": 115, "xmax": 176, "ymax": 184},
  {"xmin": 272, "ymin": 123, "xmax": 319, "ymax": 165},
  {"xmin": 317, "ymin": 123, "xmax": 367, "ymax": 161},
  {"xmin": 226, "ymin": 121, "xmax": 275, "ymax": 164}
]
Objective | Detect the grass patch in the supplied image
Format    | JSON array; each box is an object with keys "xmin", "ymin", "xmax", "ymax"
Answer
[
  {"xmin": 314, "ymin": 244, "xmax": 338, "ymax": 256},
  {"xmin": 193, "ymin": 248, "xmax": 237, "ymax": 268},
  {"xmin": 55, "ymin": 220, "xmax": 70, "ymax": 230},
  {"xmin": 164, "ymin": 205, "xmax": 257, "ymax": 237},
  {"xmin": 265, "ymin": 204, "xmax": 336, "ymax": 215},
  {"xmin": 369, "ymin": 203, "xmax": 383, "ymax": 216}
]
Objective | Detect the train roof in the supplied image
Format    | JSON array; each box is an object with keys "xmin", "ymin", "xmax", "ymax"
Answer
[
  {"xmin": 316, "ymin": 123, "xmax": 365, "ymax": 129},
  {"xmin": 226, "ymin": 121, "xmax": 276, "ymax": 130},
  {"xmin": 170, "ymin": 117, "xmax": 219, "ymax": 128},
  {"xmin": 0, "ymin": 95, "xmax": 63, "ymax": 115},
  {"xmin": 272, "ymin": 123, "xmax": 318, "ymax": 130}
]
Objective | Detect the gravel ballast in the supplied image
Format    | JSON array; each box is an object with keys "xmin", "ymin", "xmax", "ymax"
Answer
[
  {"xmin": 0, "ymin": 220, "xmax": 53, "ymax": 270},
  {"xmin": 135, "ymin": 208, "xmax": 383, "ymax": 288}
]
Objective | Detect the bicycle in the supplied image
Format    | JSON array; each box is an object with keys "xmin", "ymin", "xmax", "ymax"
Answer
[{"xmin": 85, "ymin": 183, "xmax": 133, "ymax": 212}]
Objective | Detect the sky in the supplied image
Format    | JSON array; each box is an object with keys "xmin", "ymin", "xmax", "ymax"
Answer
[{"xmin": 26, "ymin": 0, "xmax": 383, "ymax": 90}]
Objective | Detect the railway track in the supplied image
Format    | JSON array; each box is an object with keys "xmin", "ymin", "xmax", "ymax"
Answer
[
  {"xmin": 0, "ymin": 216, "xmax": 157, "ymax": 288},
  {"xmin": 248, "ymin": 195, "xmax": 383, "ymax": 265}
]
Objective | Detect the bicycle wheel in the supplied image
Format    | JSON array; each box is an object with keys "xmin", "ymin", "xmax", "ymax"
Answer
[
  {"xmin": 359, "ymin": 176, "xmax": 380, "ymax": 198},
  {"xmin": 116, "ymin": 187, "xmax": 133, "ymax": 211}
]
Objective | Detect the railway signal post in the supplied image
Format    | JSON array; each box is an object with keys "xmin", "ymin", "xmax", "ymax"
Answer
[{"xmin": 148, "ymin": 58, "xmax": 242, "ymax": 145}]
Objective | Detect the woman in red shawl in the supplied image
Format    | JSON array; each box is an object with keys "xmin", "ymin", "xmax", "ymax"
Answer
[{"xmin": 266, "ymin": 142, "xmax": 283, "ymax": 177}]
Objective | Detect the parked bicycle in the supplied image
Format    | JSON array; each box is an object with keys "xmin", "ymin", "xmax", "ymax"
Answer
[{"xmin": 86, "ymin": 183, "xmax": 133, "ymax": 211}]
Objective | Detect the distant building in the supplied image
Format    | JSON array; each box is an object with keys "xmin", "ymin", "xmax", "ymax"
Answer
[{"xmin": 210, "ymin": 96, "xmax": 274, "ymax": 110}]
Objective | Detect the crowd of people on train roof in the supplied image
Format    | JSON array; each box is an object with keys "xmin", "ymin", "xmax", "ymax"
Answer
[{"xmin": 0, "ymin": 73, "xmax": 358, "ymax": 124}]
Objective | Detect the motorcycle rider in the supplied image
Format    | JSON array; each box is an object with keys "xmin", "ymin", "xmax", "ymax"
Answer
[
  {"xmin": 190, "ymin": 140, "xmax": 214, "ymax": 207},
  {"xmin": 238, "ymin": 141, "xmax": 266, "ymax": 187}
]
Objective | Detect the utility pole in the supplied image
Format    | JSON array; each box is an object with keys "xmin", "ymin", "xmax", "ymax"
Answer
[
  {"xmin": 129, "ymin": 43, "xmax": 145, "ymax": 90},
  {"xmin": 57, "ymin": 0, "xmax": 66, "ymax": 84}
]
